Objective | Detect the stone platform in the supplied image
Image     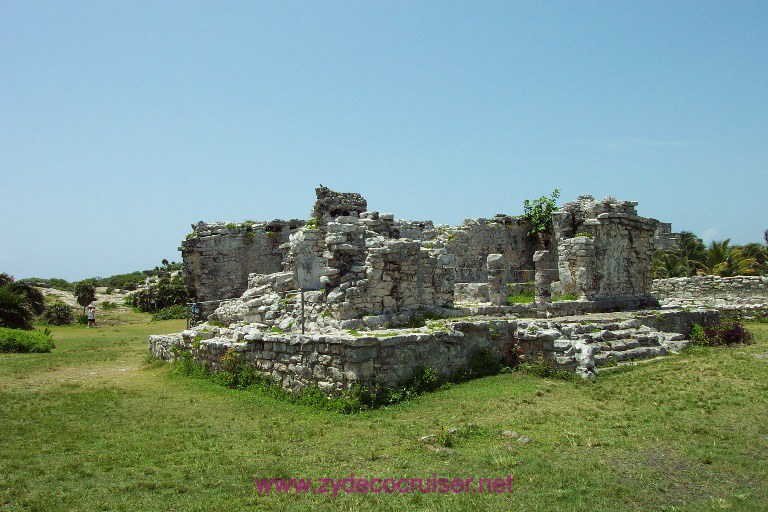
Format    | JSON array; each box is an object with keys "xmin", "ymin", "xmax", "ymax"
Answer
[{"xmin": 149, "ymin": 308, "xmax": 718, "ymax": 393}]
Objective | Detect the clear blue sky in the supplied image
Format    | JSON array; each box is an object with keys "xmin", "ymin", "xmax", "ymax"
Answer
[{"xmin": 2, "ymin": 1, "xmax": 767, "ymax": 281}]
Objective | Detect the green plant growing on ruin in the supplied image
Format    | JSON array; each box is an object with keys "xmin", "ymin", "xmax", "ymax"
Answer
[
  {"xmin": 427, "ymin": 319, "xmax": 447, "ymax": 330},
  {"xmin": 266, "ymin": 326, "xmax": 285, "ymax": 334},
  {"xmin": 523, "ymin": 189, "xmax": 560, "ymax": 238},
  {"xmin": 507, "ymin": 289, "xmax": 535, "ymax": 304},
  {"xmin": 574, "ymin": 231, "xmax": 593, "ymax": 238},
  {"xmin": 399, "ymin": 311, "xmax": 443, "ymax": 329},
  {"xmin": 517, "ymin": 357, "xmax": 578, "ymax": 381},
  {"xmin": 244, "ymin": 230, "xmax": 255, "ymax": 245},
  {"xmin": 208, "ymin": 319, "xmax": 227, "ymax": 328},
  {"xmin": 226, "ymin": 223, "xmax": 238, "ymax": 230},
  {"xmin": 305, "ymin": 217, "xmax": 320, "ymax": 230},
  {"xmin": 552, "ymin": 293, "xmax": 579, "ymax": 302}
]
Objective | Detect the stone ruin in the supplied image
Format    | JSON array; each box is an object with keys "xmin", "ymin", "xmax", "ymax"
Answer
[{"xmin": 151, "ymin": 187, "xmax": 721, "ymax": 392}]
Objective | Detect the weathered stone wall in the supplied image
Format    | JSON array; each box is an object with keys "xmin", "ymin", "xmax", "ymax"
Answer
[
  {"xmin": 424, "ymin": 215, "xmax": 537, "ymax": 283},
  {"xmin": 150, "ymin": 322, "xmax": 508, "ymax": 393},
  {"xmin": 653, "ymin": 276, "xmax": 768, "ymax": 316},
  {"xmin": 149, "ymin": 308, "xmax": 717, "ymax": 391},
  {"xmin": 556, "ymin": 237, "xmax": 596, "ymax": 298},
  {"xmin": 552, "ymin": 196, "xmax": 658, "ymax": 300},
  {"xmin": 181, "ymin": 220, "xmax": 300, "ymax": 308},
  {"xmin": 592, "ymin": 214, "xmax": 657, "ymax": 298},
  {"xmin": 213, "ymin": 213, "xmax": 457, "ymax": 327}
]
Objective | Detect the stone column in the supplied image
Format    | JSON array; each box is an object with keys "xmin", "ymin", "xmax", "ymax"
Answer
[
  {"xmin": 533, "ymin": 250, "xmax": 554, "ymax": 309},
  {"xmin": 487, "ymin": 254, "xmax": 506, "ymax": 305}
]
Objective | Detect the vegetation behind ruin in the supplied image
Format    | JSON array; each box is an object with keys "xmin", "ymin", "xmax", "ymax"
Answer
[{"xmin": 653, "ymin": 232, "xmax": 768, "ymax": 278}]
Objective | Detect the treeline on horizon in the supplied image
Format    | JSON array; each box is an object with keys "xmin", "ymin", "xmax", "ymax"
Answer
[
  {"xmin": 653, "ymin": 230, "xmax": 768, "ymax": 279},
  {"xmin": 17, "ymin": 260, "xmax": 185, "ymax": 292}
]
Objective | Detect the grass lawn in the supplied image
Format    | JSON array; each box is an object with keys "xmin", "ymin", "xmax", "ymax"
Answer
[{"xmin": 1, "ymin": 319, "xmax": 767, "ymax": 511}]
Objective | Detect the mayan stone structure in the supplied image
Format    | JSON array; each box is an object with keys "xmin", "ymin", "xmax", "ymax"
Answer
[
  {"xmin": 180, "ymin": 219, "xmax": 302, "ymax": 311},
  {"xmin": 152, "ymin": 187, "xmax": 717, "ymax": 392}
]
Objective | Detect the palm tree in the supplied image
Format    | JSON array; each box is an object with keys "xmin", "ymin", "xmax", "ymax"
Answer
[
  {"xmin": 699, "ymin": 239, "xmax": 758, "ymax": 277},
  {"xmin": 733, "ymin": 243, "xmax": 768, "ymax": 275},
  {"xmin": 652, "ymin": 250, "xmax": 689, "ymax": 278},
  {"xmin": 674, "ymin": 232, "xmax": 705, "ymax": 275}
]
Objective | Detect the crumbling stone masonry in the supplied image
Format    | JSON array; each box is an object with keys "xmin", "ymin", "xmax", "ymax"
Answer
[
  {"xmin": 149, "ymin": 308, "xmax": 717, "ymax": 390},
  {"xmin": 549, "ymin": 196, "xmax": 658, "ymax": 303},
  {"xmin": 157, "ymin": 187, "xmax": 704, "ymax": 393}
]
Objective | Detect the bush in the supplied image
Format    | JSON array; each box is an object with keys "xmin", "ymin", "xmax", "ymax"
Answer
[
  {"xmin": 523, "ymin": 189, "xmax": 560, "ymax": 238},
  {"xmin": 0, "ymin": 327, "xmax": 55, "ymax": 353},
  {"xmin": 129, "ymin": 274, "xmax": 189, "ymax": 313},
  {"xmin": 690, "ymin": 321, "xmax": 754, "ymax": 347},
  {"xmin": 101, "ymin": 301, "xmax": 117, "ymax": 310},
  {"xmin": 0, "ymin": 286, "xmax": 34, "ymax": 329},
  {"xmin": 76, "ymin": 314, "xmax": 88, "ymax": 325},
  {"xmin": 43, "ymin": 302, "xmax": 74, "ymax": 325},
  {"xmin": 152, "ymin": 304, "xmax": 187, "ymax": 321},
  {"xmin": 9, "ymin": 282, "xmax": 46, "ymax": 316}
]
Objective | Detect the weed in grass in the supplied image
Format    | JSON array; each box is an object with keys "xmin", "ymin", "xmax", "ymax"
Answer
[
  {"xmin": 508, "ymin": 289, "xmax": 535, "ymax": 304},
  {"xmin": 552, "ymin": 293, "xmax": 579, "ymax": 302},
  {"xmin": 518, "ymin": 358, "xmax": 579, "ymax": 381}
]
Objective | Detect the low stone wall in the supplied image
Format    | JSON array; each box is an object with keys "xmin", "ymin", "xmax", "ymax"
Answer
[
  {"xmin": 653, "ymin": 276, "xmax": 768, "ymax": 317},
  {"xmin": 149, "ymin": 308, "xmax": 717, "ymax": 392}
]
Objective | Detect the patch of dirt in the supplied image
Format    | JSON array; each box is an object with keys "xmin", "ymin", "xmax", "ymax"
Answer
[
  {"xmin": 617, "ymin": 448, "xmax": 715, "ymax": 505},
  {"xmin": 6, "ymin": 363, "xmax": 141, "ymax": 389}
]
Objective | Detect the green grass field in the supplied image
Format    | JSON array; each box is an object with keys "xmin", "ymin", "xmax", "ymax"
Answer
[{"xmin": 1, "ymin": 319, "xmax": 767, "ymax": 511}]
